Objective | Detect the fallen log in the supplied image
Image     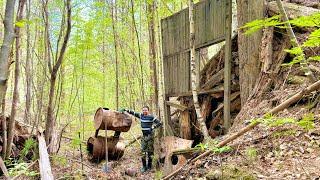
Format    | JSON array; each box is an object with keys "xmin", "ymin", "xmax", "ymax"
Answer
[
  {"xmin": 94, "ymin": 107, "xmax": 132, "ymax": 132},
  {"xmin": 268, "ymin": 1, "xmax": 320, "ymax": 19},
  {"xmin": 38, "ymin": 131, "xmax": 54, "ymax": 180},
  {"xmin": 163, "ymin": 80, "xmax": 320, "ymax": 179},
  {"xmin": 87, "ymin": 136, "xmax": 125, "ymax": 162}
]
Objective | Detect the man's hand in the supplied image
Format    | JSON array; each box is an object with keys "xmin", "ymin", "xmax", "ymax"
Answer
[{"xmin": 118, "ymin": 108, "xmax": 126, "ymax": 113}]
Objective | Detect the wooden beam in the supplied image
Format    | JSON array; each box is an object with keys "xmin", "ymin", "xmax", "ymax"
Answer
[
  {"xmin": 213, "ymin": 92, "xmax": 240, "ymax": 114},
  {"xmin": 201, "ymin": 68, "xmax": 224, "ymax": 90},
  {"xmin": 166, "ymin": 101, "xmax": 188, "ymax": 111},
  {"xmin": 166, "ymin": 85, "xmax": 224, "ymax": 97},
  {"xmin": 224, "ymin": 0, "xmax": 232, "ymax": 132},
  {"xmin": 38, "ymin": 131, "xmax": 54, "ymax": 180}
]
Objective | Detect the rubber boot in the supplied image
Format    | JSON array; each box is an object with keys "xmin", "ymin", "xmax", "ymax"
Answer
[
  {"xmin": 147, "ymin": 152, "xmax": 153, "ymax": 170},
  {"xmin": 140, "ymin": 156, "xmax": 147, "ymax": 173}
]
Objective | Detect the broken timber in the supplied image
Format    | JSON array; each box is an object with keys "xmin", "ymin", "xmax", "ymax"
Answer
[
  {"xmin": 165, "ymin": 101, "xmax": 188, "ymax": 111},
  {"xmin": 38, "ymin": 131, "xmax": 54, "ymax": 180},
  {"xmin": 163, "ymin": 80, "xmax": 320, "ymax": 179}
]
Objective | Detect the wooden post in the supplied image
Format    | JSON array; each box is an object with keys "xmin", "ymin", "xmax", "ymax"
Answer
[{"xmin": 224, "ymin": 0, "xmax": 232, "ymax": 132}]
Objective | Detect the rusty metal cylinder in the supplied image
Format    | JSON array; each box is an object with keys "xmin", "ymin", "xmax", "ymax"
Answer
[
  {"xmin": 94, "ymin": 107, "xmax": 132, "ymax": 132},
  {"xmin": 87, "ymin": 136, "xmax": 125, "ymax": 162}
]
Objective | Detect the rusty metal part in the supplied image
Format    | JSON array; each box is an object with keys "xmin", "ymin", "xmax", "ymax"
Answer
[
  {"xmin": 161, "ymin": 136, "xmax": 193, "ymax": 176},
  {"xmin": 87, "ymin": 136, "xmax": 125, "ymax": 162},
  {"xmin": 94, "ymin": 107, "xmax": 132, "ymax": 132}
]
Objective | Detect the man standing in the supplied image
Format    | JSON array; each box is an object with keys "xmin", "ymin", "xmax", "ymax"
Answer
[{"xmin": 120, "ymin": 106, "xmax": 162, "ymax": 173}]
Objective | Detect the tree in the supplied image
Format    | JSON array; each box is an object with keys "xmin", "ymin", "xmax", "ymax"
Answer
[
  {"xmin": 189, "ymin": 0, "xmax": 209, "ymax": 141},
  {"xmin": 24, "ymin": 0, "xmax": 32, "ymax": 124},
  {"xmin": 237, "ymin": 0, "xmax": 264, "ymax": 105},
  {"xmin": 110, "ymin": 0, "xmax": 120, "ymax": 109},
  {"xmin": 0, "ymin": 0, "xmax": 16, "ymax": 158},
  {"xmin": 6, "ymin": 0, "xmax": 26, "ymax": 159},
  {"xmin": 147, "ymin": 0, "xmax": 159, "ymax": 114},
  {"xmin": 44, "ymin": 0, "xmax": 72, "ymax": 149}
]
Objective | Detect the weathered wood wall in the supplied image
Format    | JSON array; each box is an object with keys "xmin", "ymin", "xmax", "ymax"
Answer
[{"xmin": 162, "ymin": 0, "xmax": 226, "ymax": 97}]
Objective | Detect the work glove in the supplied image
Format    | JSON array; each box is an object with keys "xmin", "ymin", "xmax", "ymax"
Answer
[{"xmin": 118, "ymin": 108, "xmax": 126, "ymax": 113}]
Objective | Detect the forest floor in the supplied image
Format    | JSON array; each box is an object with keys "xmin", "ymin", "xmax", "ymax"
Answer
[
  {"xmin": 50, "ymin": 106, "xmax": 320, "ymax": 179},
  {"xmin": 51, "ymin": 120, "xmax": 160, "ymax": 180},
  {"xmin": 49, "ymin": 73, "xmax": 320, "ymax": 179}
]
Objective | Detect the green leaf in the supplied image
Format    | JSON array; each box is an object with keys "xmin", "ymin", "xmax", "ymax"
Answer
[
  {"xmin": 309, "ymin": 56, "xmax": 320, "ymax": 61},
  {"xmin": 241, "ymin": 15, "xmax": 284, "ymax": 35},
  {"xmin": 212, "ymin": 146, "xmax": 232, "ymax": 154},
  {"xmin": 297, "ymin": 113, "xmax": 315, "ymax": 130},
  {"xmin": 289, "ymin": 13, "xmax": 320, "ymax": 27},
  {"xmin": 302, "ymin": 29, "xmax": 320, "ymax": 48},
  {"xmin": 15, "ymin": 20, "xmax": 26, "ymax": 28}
]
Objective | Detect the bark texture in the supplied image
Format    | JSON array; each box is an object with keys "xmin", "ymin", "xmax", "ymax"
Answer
[{"xmin": 237, "ymin": 0, "xmax": 264, "ymax": 105}]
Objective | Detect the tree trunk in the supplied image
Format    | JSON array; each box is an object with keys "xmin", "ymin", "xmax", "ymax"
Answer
[
  {"xmin": 0, "ymin": 0, "xmax": 16, "ymax": 103},
  {"xmin": 111, "ymin": 0, "xmax": 119, "ymax": 110},
  {"xmin": 45, "ymin": 0, "xmax": 72, "ymax": 148},
  {"xmin": 189, "ymin": 0, "xmax": 209, "ymax": 141},
  {"xmin": 130, "ymin": 0, "xmax": 145, "ymax": 104},
  {"xmin": 24, "ymin": 0, "xmax": 32, "ymax": 124},
  {"xmin": 0, "ymin": 0, "xmax": 16, "ymax": 158},
  {"xmin": 6, "ymin": 0, "xmax": 26, "ymax": 159},
  {"xmin": 237, "ymin": 0, "xmax": 264, "ymax": 105},
  {"xmin": 147, "ymin": 0, "xmax": 159, "ymax": 115}
]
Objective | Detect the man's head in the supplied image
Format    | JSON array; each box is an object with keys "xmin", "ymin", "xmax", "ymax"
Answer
[{"xmin": 142, "ymin": 106, "xmax": 150, "ymax": 116}]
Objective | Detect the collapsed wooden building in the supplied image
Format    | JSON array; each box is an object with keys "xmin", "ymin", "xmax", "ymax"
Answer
[{"xmin": 159, "ymin": 0, "xmax": 320, "ymax": 176}]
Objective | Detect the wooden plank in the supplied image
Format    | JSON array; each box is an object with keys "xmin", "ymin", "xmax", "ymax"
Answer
[
  {"xmin": 201, "ymin": 68, "xmax": 224, "ymax": 90},
  {"xmin": 166, "ymin": 101, "xmax": 188, "ymax": 111},
  {"xmin": 224, "ymin": 0, "xmax": 232, "ymax": 131},
  {"xmin": 166, "ymin": 85, "xmax": 224, "ymax": 97},
  {"xmin": 161, "ymin": 0, "xmax": 227, "ymax": 96},
  {"xmin": 161, "ymin": 0, "xmax": 226, "ymax": 57},
  {"xmin": 213, "ymin": 92, "xmax": 240, "ymax": 113}
]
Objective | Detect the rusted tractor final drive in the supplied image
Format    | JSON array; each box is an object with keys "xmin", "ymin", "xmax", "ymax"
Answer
[
  {"xmin": 94, "ymin": 107, "xmax": 132, "ymax": 132},
  {"xmin": 87, "ymin": 136, "xmax": 125, "ymax": 162}
]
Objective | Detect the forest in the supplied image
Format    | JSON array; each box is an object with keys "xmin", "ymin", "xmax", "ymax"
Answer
[{"xmin": 0, "ymin": 0, "xmax": 319, "ymax": 179}]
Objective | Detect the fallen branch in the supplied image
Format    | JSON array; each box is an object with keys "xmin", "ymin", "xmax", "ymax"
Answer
[
  {"xmin": 125, "ymin": 134, "xmax": 142, "ymax": 148},
  {"xmin": 171, "ymin": 148, "xmax": 202, "ymax": 155},
  {"xmin": 163, "ymin": 80, "xmax": 320, "ymax": 179}
]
